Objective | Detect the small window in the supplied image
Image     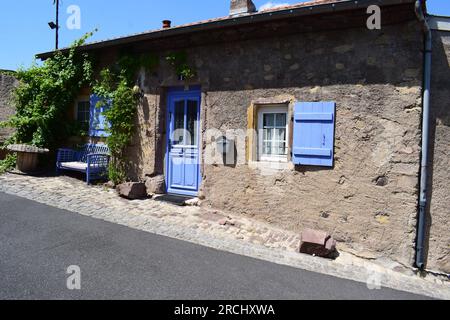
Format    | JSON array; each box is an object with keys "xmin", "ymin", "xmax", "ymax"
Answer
[
  {"xmin": 257, "ymin": 105, "xmax": 289, "ymax": 162},
  {"xmin": 76, "ymin": 100, "xmax": 90, "ymax": 129}
]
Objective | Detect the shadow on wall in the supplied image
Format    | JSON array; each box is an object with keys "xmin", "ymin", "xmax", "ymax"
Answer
[
  {"xmin": 125, "ymin": 94, "xmax": 147, "ymax": 181},
  {"xmin": 421, "ymin": 31, "xmax": 450, "ymax": 269},
  {"xmin": 222, "ymin": 141, "xmax": 238, "ymax": 168},
  {"xmin": 125, "ymin": 87, "xmax": 166, "ymax": 181},
  {"xmin": 0, "ymin": 72, "xmax": 18, "ymax": 159},
  {"xmin": 198, "ymin": 20, "xmax": 424, "ymax": 92},
  {"xmin": 154, "ymin": 91, "xmax": 166, "ymax": 176},
  {"xmin": 116, "ymin": 6, "xmax": 424, "ymax": 94}
]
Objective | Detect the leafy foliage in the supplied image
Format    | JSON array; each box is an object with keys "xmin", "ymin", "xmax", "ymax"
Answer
[
  {"xmin": 0, "ymin": 154, "xmax": 16, "ymax": 174},
  {"xmin": 0, "ymin": 70, "xmax": 16, "ymax": 77},
  {"xmin": 94, "ymin": 51, "xmax": 196, "ymax": 184},
  {"xmin": 102, "ymin": 75, "xmax": 138, "ymax": 184},
  {"xmin": 2, "ymin": 31, "xmax": 96, "ymax": 150},
  {"xmin": 117, "ymin": 53, "xmax": 159, "ymax": 83},
  {"xmin": 92, "ymin": 54, "xmax": 157, "ymax": 184},
  {"xmin": 166, "ymin": 52, "xmax": 196, "ymax": 80}
]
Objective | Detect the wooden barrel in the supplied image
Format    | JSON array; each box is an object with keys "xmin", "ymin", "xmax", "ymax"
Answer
[
  {"xmin": 16, "ymin": 152, "xmax": 39, "ymax": 172},
  {"xmin": 6, "ymin": 144, "xmax": 49, "ymax": 173}
]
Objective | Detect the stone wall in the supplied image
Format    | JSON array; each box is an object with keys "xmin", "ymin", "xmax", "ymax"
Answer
[
  {"xmin": 427, "ymin": 31, "xmax": 450, "ymax": 274},
  {"xmin": 0, "ymin": 72, "xmax": 17, "ymax": 158},
  {"xmin": 195, "ymin": 22, "xmax": 423, "ymax": 268},
  {"xmin": 129, "ymin": 19, "xmax": 423, "ymax": 269},
  {"xmin": 90, "ymin": 4, "xmax": 440, "ymax": 271}
]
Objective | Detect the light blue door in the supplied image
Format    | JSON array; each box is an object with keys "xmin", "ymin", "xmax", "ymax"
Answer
[{"xmin": 166, "ymin": 89, "xmax": 201, "ymax": 196}]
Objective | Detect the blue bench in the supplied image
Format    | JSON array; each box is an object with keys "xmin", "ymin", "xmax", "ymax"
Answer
[{"xmin": 56, "ymin": 144, "xmax": 110, "ymax": 184}]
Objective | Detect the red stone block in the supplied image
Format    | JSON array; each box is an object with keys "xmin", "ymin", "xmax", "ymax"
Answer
[
  {"xmin": 299, "ymin": 228, "xmax": 337, "ymax": 258},
  {"xmin": 301, "ymin": 228, "xmax": 329, "ymax": 246}
]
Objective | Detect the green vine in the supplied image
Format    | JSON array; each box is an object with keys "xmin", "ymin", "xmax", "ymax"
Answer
[
  {"xmin": 0, "ymin": 37, "xmax": 197, "ymax": 182},
  {"xmin": 0, "ymin": 154, "xmax": 16, "ymax": 174},
  {"xmin": 166, "ymin": 52, "xmax": 196, "ymax": 80},
  {"xmin": 0, "ymin": 70, "xmax": 16, "ymax": 77},
  {"xmin": 1, "ymin": 31, "xmax": 96, "ymax": 151},
  {"xmin": 117, "ymin": 53, "xmax": 159, "ymax": 82},
  {"xmin": 93, "ymin": 54, "xmax": 158, "ymax": 184}
]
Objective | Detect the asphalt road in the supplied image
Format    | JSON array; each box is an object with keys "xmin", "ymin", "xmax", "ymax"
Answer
[{"xmin": 0, "ymin": 192, "xmax": 427, "ymax": 300}]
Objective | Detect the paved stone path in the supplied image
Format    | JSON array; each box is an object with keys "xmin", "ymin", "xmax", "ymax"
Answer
[
  {"xmin": 0, "ymin": 172, "xmax": 448, "ymax": 299},
  {"xmin": 0, "ymin": 172, "xmax": 300, "ymax": 251}
]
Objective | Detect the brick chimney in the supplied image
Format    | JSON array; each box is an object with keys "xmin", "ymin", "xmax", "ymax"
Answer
[{"xmin": 230, "ymin": 0, "xmax": 257, "ymax": 16}]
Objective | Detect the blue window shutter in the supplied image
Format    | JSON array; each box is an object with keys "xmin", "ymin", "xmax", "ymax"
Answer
[
  {"xmin": 292, "ymin": 101, "xmax": 336, "ymax": 167},
  {"xmin": 89, "ymin": 94, "xmax": 111, "ymax": 138}
]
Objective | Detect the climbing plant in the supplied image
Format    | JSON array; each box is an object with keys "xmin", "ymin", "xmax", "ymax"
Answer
[
  {"xmin": 165, "ymin": 51, "xmax": 196, "ymax": 80},
  {"xmin": 0, "ymin": 154, "xmax": 16, "ymax": 174},
  {"xmin": 93, "ymin": 53, "xmax": 158, "ymax": 184},
  {"xmin": 94, "ymin": 51, "xmax": 197, "ymax": 184},
  {"xmin": 1, "ymin": 31, "xmax": 96, "ymax": 149},
  {"xmin": 0, "ymin": 70, "xmax": 16, "ymax": 77},
  {"xmin": 0, "ymin": 31, "xmax": 96, "ymax": 172}
]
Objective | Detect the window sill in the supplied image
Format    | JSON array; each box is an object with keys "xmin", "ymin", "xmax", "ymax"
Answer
[{"xmin": 248, "ymin": 160, "xmax": 293, "ymax": 172}]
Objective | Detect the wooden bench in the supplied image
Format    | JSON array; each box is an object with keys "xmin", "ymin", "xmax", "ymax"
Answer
[{"xmin": 56, "ymin": 144, "xmax": 110, "ymax": 184}]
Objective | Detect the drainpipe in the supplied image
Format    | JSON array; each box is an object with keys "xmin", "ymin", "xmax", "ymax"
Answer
[{"xmin": 414, "ymin": 0, "xmax": 432, "ymax": 270}]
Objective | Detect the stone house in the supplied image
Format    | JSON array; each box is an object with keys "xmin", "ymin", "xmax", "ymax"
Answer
[
  {"xmin": 0, "ymin": 71, "xmax": 17, "ymax": 159},
  {"xmin": 37, "ymin": 0, "xmax": 449, "ymax": 274}
]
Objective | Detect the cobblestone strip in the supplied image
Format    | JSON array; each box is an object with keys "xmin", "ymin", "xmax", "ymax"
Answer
[{"xmin": 0, "ymin": 173, "xmax": 448, "ymax": 299}]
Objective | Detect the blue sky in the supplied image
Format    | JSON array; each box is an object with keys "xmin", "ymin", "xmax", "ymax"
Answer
[{"xmin": 0, "ymin": 0, "xmax": 449, "ymax": 71}]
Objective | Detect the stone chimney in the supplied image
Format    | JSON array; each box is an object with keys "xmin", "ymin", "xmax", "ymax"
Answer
[{"xmin": 230, "ymin": 0, "xmax": 257, "ymax": 16}]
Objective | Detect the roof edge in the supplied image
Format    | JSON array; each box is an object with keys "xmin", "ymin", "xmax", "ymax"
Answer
[
  {"xmin": 36, "ymin": 0, "xmax": 417, "ymax": 60},
  {"xmin": 428, "ymin": 15, "xmax": 450, "ymax": 31}
]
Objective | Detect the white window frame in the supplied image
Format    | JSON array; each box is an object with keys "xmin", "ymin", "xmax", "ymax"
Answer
[
  {"xmin": 74, "ymin": 96, "xmax": 90, "ymax": 126},
  {"xmin": 257, "ymin": 105, "xmax": 289, "ymax": 163}
]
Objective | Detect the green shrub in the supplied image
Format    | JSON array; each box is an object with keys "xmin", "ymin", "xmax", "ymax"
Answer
[
  {"xmin": 2, "ymin": 32, "xmax": 95, "ymax": 150},
  {"xmin": 93, "ymin": 55, "xmax": 151, "ymax": 184},
  {"xmin": 0, "ymin": 154, "xmax": 17, "ymax": 174}
]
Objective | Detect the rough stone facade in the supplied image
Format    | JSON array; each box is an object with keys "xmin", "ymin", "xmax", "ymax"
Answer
[
  {"xmin": 427, "ymin": 31, "xmax": 450, "ymax": 274},
  {"xmin": 194, "ymin": 21, "xmax": 423, "ymax": 268},
  {"xmin": 72, "ymin": 3, "xmax": 447, "ymax": 273},
  {"xmin": 0, "ymin": 72, "xmax": 17, "ymax": 159}
]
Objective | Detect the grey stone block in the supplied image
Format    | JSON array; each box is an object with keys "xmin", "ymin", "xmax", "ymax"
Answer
[
  {"xmin": 117, "ymin": 182, "xmax": 147, "ymax": 200},
  {"xmin": 145, "ymin": 175, "xmax": 166, "ymax": 195}
]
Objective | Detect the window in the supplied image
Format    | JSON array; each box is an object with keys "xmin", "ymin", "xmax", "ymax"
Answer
[
  {"xmin": 89, "ymin": 94, "xmax": 111, "ymax": 137},
  {"xmin": 257, "ymin": 106, "xmax": 289, "ymax": 162},
  {"xmin": 76, "ymin": 100, "xmax": 90, "ymax": 130}
]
